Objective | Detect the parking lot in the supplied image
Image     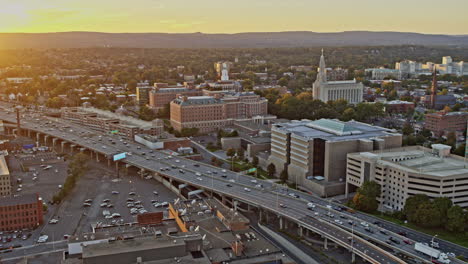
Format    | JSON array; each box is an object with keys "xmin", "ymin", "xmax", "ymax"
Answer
[{"xmin": 1, "ymin": 153, "xmax": 178, "ymax": 252}]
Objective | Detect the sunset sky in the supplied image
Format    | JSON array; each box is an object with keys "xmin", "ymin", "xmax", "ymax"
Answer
[{"xmin": 0, "ymin": 0, "xmax": 467, "ymax": 34}]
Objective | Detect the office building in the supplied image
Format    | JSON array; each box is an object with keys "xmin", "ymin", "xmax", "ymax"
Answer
[
  {"xmin": 365, "ymin": 68, "xmax": 402, "ymax": 80},
  {"xmin": 0, "ymin": 194, "xmax": 44, "ymax": 231},
  {"xmin": 313, "ymin": 50, "xmax": 363, "ymax": 104},
  {"xmin": 214, "ymin": 61, "xmax": 233, "ymax": 76},
  {"xmin": 0, "ymin": 155, "xmax": 11, "ymax": 196},
  {"xmin": 346, "ymin": 145, "xmax": 468, "ymax": 211},
  {"xmin": 136, "ymin": 86, "xmax": 151, "ymax": 106},
  {"xmin": 268, "ymin": 119, "xmax": 402, "ymax": 196},
  {"xmin": 425, "ymin": 111, "xmax": 468, "ymax": 137},
  {"xmin": 170, "ymin": 92, "xmax": 268, "ymax": 133}
]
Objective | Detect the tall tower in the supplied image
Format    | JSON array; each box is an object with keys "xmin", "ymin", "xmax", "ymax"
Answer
[
  {"xmin": 430, "ymin": 68, "xmax": 437, "ymax": 109},
  {"xmin": 318, "ymin": 49, "xmax": 327, "ymax": 83}
]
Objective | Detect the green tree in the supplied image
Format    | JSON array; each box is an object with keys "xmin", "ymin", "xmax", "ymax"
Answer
[
  {"xmin": 447, "ymin": 205, "xmax": 465, "ymax": 232},
  {"xmin": 267, "ymin": 163, "xmax": 276, "ymax": 177},
  {"xmin": 446, "ymin": 131, "xmax": 457, "ymax": 148},
  {"xmin": 138, "ymin": 105, "xmax": 157, "ymax": 121},
  {"xmin": 352, "ymin": 181, "xmax": 381, "ymax": 212},
  {"xmin": 341, "ymin": 108, "xmax": 355, "ymax": 121},
  {"xmin": 402, "ymin": 123, "xmax": 414, "ymax": 136},
  {"xmin": 413, "ymin": 201, "xmax": 442, "ymax": 228},
  {"xmin": 404, "ymin": 194, "xmax": 430, "ymax": 222},
  {"xmin": 226, "ymin": 148, "xmax": 236, "ymax": 158},
  {"xmin": 433, "ymin": 197, "xmax": 452, "ymax": 224}
]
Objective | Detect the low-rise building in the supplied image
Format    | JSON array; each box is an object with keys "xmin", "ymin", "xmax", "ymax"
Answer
[
  {"xmin": 385, "ymin": 100, "xmax": 415, "ymax": 114},
  {"xmin": 346, "ymin": 145, "xmax": 468, "ymax": 211},
  {"xmin": 61, "ymin": 107, "xmax": 163, "ymax": 139},
  {"xmin": 148, "ymin": 86, "xmax": 202, "ymax": 110},
  {"xmin": 425, "ymin": 111, "xmax": 468, "ymax": 137},
  {"xmin": 268, "ymin": 119, "xmax": 402, "ymax": 196},
  {"xmin": 0, "ymin": 155, "xmax": 11, "ymax": 196},
  {"xmin": 0, "ymin": 194, "xmax": 44, "ymax": 231},
  {"xmin": 170, "ymin": 92, "xmax": 268, "ymax": 133}
]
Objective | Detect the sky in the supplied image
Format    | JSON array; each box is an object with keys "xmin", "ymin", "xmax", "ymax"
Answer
[{"xmin": 0, "ymin": 0, "xmax": 467, "ymax": 34}]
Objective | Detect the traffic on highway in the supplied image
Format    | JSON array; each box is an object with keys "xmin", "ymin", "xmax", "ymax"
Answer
[{"xmin": 0, "ymin": 104, "xmax": 465, "ymax": 264}]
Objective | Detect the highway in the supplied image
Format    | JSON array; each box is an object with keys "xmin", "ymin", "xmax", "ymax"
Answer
[{"xmin": 0, "ymin": 104, "xmax": 465, "ymax": 263}]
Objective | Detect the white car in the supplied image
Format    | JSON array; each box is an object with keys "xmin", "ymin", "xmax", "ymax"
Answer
[
  {"xmin": 111, "ymin": 213, "xmax": 121, "ymax": 218},
  {"xmin": 250, "ymin": 179, "xmax": 257, "ymax": 183},
  {"xmin": 195, "ymin": 172, "xmax": 202, "ymax": 176},
  {"xmin": 153, "ymin": 191, "xmax": 158, "ymax": 195},
  {"xmin": 49, "ymin": 219, "xmax": 59, "ymax": 224},
  {"xmin": 307, "ymin": 202, "xmax": 316, "ymax": 208},
  {"xmin": 196, "ymin": 177, "xmax": 203, "ymax": 181},
  {"xmin": 37, "ymin": 235, "xmax": 48, "ymax": 243},
  {"xmin": 244, "ymin": 188, "xmax": 251, "ymax": 192}
]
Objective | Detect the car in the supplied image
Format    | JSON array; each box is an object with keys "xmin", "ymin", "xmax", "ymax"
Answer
[
  {"xmin": 221, "ymin": 174, "xmax": 227, "ymax": 178},
  {"xmin": 348, "ymin": 220, "xmax": 354, "ymax": 225},
  {"xmin": 106, "ymin": 204, "xmax": 114, "ymax": 208},
  {"xmin": 145, "ymin": 175, "xmax": 152, "ymax": 179},
  {"xmin": 84, "ymin": 199, "xmax": 93, "ymax": 203},
  {"xmin": 390, "ymin": 237, "xmax": 400, "ymax": 244},
  {"xmin": 364, "ymin": 227, "xmax": 374, "ymax": 233},
  {"xmin": 100, "ymin": 203, "xmax": 108, "ymax": 207},
  {"xmin": 397, "ymin": 231, "xmax": 407, "ymax": 237},
  {"xmin": 279, "ymin": 204, "xmax": 287, "ymax": 208},
  {"xmin": 229, "ymin": 179, "xmax": 235, "ymax": 183},
  {"xmin": 360, "ymin": 221, "xmax": 369, "ymax": 227},
  {"xmin": 63, "ymin": 234, "xmax": 71, "ymax": 239},
  {"xmin": 373, "ymin": 221, "xmax": 381, "ymax": 225},
  {"xmin": 127, "ymin": 198, "xmax": 134, "ymax": 201},
  {"xmin": 403, "ymin": 239, "xmax": 413, "ymax": 245},
  {"xmin": 102, "ymin": 199, "xmax": 111, "ymax": 203},
  {"xmin": 153, "ymin": 191, "xmax": 159, "ymax": 195},
  {"xmin": 153, "ymin": 203, "xmax": 161, "ymax": 208},
  {"xmin": 37, "ymin": 235, "xmax": 48, "ymax": 243},
  {"xmin": 307, "ymin": 202, "xmax": 316, "ymax": 208},
  {"xmin": 334, "ymin": 219, "xmax": 343, "ymax": 225},
  {"xmin": 111, "ymin": 191, "xmax": 119, "ymax": 195},
  {"xmin": 379, "ymin": 229, "xmax": 388, "ymax": 235},
  {"xmin": 207, "ymin": 171, "xmax": 212, "ymax": 174},
  {"xmin": 128, "ymin": 192, "xmax": 136, "ymax": 196},
  {"xmin": 105, "ymin": 215, "xmax": 113, "ymax": 219},
  {"xmin": 48, "ymin": 219, "xmax": 59, "ymax": 224},
  {"xmin": 196, "ymin": 177, "xmax": 203, "ymax": 181},
  {"xmin": 244, "ymin": 188, "xmax": 251, "ymax": 192},
  {"xmin": 193, "ymin": 164, "xmax": 200, "ymax": 167},
  {"xmin": 161, "ymin": 202, "xmax": 169, "ymax": 207},
  {"xmin": 288, "ymin": 193, "xmax": 299, "ymax": 198},
  {"xmin": 83, "ymin": 203, "xmax": 92, "ymax": 207},
  {"xmin": 179, "ymin": 169, "xmax": 184, "ymax": 174},
  {"xmin": 175, "ymin": 160, "xmax": 180, "ymax": 163},
  {"xmin": 111, "ymin": 213, "xmax": 121, "ymax": 218},
  {"xmin": 127, "ymin": 203, "xmax": 134, "ymax": 208},
  {"xmin": 226, "ymin": 184, "xmax": 232, "ymax": 187}
]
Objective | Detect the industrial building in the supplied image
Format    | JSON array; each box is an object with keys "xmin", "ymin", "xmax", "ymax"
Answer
[
  {"xmin": 346, "ymin": 144, "xmax": 468, "ymax": 211},
  {"xmin": 268, "ymin": 119, "xmax": 402, "ymax": 196},
  {"xmin": 0, "ymin": 194, "xmax": 44, "ymax": 231}
]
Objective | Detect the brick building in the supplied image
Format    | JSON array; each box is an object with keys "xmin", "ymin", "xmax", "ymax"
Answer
[
  {"xmin": 170, "ymin": 92, "xmax": 268, "ymax": 133},
  {"xmin": 385, "ymin": 100, "xmax": 415, "ymax": 114},
  {"xmin": 149, "ymin": 86, "xmax": 202, "ymax": 110},
  {"xmin": 0, "ymin": 155, "xmax": 11, "ymax": 196},
  {"xmin": 0, "ymin": 194, "xmax": 44, "ymax": 231},
  {"xmin": 425, "ymin": 111, "xmax": 468, "ymax": 137}
]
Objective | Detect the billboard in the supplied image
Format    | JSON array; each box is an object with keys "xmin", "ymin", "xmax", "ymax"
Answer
[{"xmin": 113, "ymin": 152, "xmax": 126, "ymax": 161}]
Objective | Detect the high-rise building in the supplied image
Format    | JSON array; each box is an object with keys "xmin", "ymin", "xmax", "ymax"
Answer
[
  {"xmin": 136, "ymin": 86, "xmax": 151, "ymax": 106},
  {"xmin": 312, "ymin": 50, "xmax": 363, "ymax": 104},
  {"xmin": 268, "ymin": 119, "xmax": 402, "ymax": 196}
]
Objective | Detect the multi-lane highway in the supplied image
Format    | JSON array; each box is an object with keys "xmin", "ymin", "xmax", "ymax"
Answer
[{"xmin": 0, "ymin": 104, "xmax": 465, "ymax": 264}]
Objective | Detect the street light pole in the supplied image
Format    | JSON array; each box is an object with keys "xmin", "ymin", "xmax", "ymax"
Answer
[{"xmin": 430, "ymin": 234, "xmax": 438, "ymax": 262}]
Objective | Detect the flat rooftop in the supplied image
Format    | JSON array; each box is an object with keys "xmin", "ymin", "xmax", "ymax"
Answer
[
  {"xmin": 0, "ymin": 194, "xmax": 38, "ymax": 207},
  {"xmin": 274, "ymin": 118, "xmax": 399, "ymax": 142},
  {"xmin": 353, "ymin": 146, "xmax": 468, "ymax": 177}
]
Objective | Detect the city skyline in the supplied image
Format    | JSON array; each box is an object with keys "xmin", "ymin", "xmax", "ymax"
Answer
[{"xmin": 1, "ymin": 0, "xmax": 468, "ymax": 35}]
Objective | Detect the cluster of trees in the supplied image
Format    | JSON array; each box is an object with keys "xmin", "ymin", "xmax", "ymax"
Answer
[
  {"xmin": 163, "ymin": 120, "xmax": 199, "ymax": 137},
  {"xmin": 52, "ymin": 153, "xmax": 89, "ymax": 204},
  {"xmin": 255, "ymin": 90, "xmax": 385, "ymax": 122},
  {"xmin": 351, "ymin": 181, "xmax": 381, "ymax": 213},
  {"xmin": 403, "ymin": 194, "xmax": 467, "ymax": 232}
]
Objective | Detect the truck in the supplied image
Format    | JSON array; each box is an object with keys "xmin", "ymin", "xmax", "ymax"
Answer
[{"xmin": 414, "ymin": 243, "xmax": 450, "ymax": 263}]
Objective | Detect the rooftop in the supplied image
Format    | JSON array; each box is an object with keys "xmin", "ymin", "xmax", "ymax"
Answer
[
  {"xmin": 273, "ymin": 119, "xmax": 398, "ymax": 141},
  {"xmin": 352, "ymin": 146, "xmax": 468, "ymax": 177},
  {"xmin": 0, "ymin": 194, "xmax": 39, "ymax": 207}
]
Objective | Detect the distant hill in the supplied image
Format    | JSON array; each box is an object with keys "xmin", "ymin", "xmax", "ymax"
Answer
[{"xmin": 0, "ymin": 31, "xmax": 467, "ymax": 49}]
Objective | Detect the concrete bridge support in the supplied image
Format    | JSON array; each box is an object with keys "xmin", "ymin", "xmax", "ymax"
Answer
[
  {"xmin": 351, "ymin": 252, "xmax": 355, "ymax": 263},
  {"xmin": 107, "ymin": 158, "xmax": 111, "ymax": 167},
  {"xmin": 70, "ymin": 144, "xmax": 76, "ymax": 154},
  {"xmin": 52, "ymin": 138, "xmax": 58, "ymax": 149},
  {"xmin": 279, "ymin": 217, "xmax": 284, "ymax": 230},
  {"xmin": 298, "ymin": 225, "xmax": 303, "ymax": 237},
  {"xmin": 324, "ymin": 238, "xmax": 328, "ymax": 250},
  {"xmin": 36, "ymin": 133, "xmax": 40, "ymax": 143},
  {"xmin": 44, "ymin": 135, "xmax": 49, "ymax": 145}
]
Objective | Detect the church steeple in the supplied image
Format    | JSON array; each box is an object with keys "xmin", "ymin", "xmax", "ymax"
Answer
[
  {"xmin": 430, "ymin": 67, "xmax": 437, "ymax": 109},
  {"xmin": 318, "ymin": 48, "xmax": 327, "ymax": 83}
]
